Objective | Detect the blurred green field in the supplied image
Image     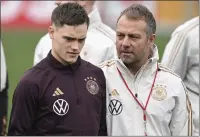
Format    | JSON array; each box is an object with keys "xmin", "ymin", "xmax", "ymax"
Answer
[{"xmin": 1, "ymin": 30, "xmax": 170, "ymax": 129}]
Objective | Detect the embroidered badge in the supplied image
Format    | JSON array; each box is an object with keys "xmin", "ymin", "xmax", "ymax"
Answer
[
  {"xmin": 152, "ymin": 85, "xmax": 167, "ymax": 101},
  {"xmin": 84, "ymin": 77, "xmax": 99, "ymax": 95}
]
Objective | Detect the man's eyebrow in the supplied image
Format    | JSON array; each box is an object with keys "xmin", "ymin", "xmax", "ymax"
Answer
[
  {"xmin": 116, "ymin": 31, "xmax": 123, "ymax": 34},
  {"xmin": 62, "ymin": 36, "xmax": 75, "ymax": 40},
  {"xmin": 62, "ymin": 36, "xmax": 86, "ymax": 40},
  {"xmin": 79, "ymin": 37, "xmax": 86, "ymax": 40},
  {"xmin": 128, "ymin": 34, "xmax": 140, "ymax": 37}
]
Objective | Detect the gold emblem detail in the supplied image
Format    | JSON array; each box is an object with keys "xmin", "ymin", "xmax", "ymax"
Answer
[
  {"xmin": 52, "ymin": 87, "xmax": 64, "ymax": 96},
  {"xmin": 152, "ymin": 85, "xmax": 167, "ymax": 101},
  {"xmin": 109, "ymin": 89, "xmax": 119, "ymax": 96},
  {"xmin": 85, "ymin": 77, "xmax": 99, "ymax": 95}
]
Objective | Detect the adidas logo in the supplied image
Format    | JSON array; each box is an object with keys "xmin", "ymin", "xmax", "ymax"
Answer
[
  {"xmin": 109, "ymin": 89, "xmax": 119, "ymax": 96},
  {"xmin": 53, "ymin": 88, "xmax": 64, "ymax": 96}
]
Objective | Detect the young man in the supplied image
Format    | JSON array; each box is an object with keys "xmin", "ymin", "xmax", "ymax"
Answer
[
  {"xmin": 8, "ymin": 3, "xmax": 107, "ymax": 136},
  {"xmin": 33, "ymin": 0, "xmax": 117, "ymax": 66},
  {"xmin": 100, "ymin": 4, "xmax": 193, "ymax": 136},
  {"xmin": 162, "ymin": 16, "xmax": 199, "ymax": 136},
  {"xmin": 0, "ymin": 42, "xmax": 9, "ymax": 136}
]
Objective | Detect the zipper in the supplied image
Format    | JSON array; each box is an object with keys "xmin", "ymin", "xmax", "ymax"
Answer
[
  {"xmin": 73, "ymin": 78, "xmax": 80, "ymax": 107},
  {"xmin": 133, "ymin": 60, "xmax": 151, "ymax": 95},
  {"xmin": 71, "ymin": 74, "xmax": 81, "ymax": 107}
]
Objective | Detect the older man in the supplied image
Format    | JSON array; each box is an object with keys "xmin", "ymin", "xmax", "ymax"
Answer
[{"xmin": 100, "ymin": 4, "xmax": 193, "ymax": 136}]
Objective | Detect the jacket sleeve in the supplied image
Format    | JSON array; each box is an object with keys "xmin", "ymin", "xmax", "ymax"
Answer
[
  {"xmin": 104, "ymin": 43, "xmax": 118, "ymax": 61},
  {"xmin": 98, "ymin": 74, "xmax": 107, "ymax": 136},
  {"xmin": 33, "ymin": 37, "xmax": 44, "ymax": 66},
  {"xmin": 0, "ymin": 42, "xmax": 8, "ymax": 136},
  {"xmin": 161, "ymin": 31, "xmax": 188, "ymax": 79},
  {"xmin": 169, "ymin": 79, "xmax": 193, "ymax": 136},
  {"xmin": 1, "ymin": 42, "xmax": 7, "ymax": 91},
  {"xmin": 8, "ymin": 79, "xmax": 39, "ymax": 136},
  {"xmin": 0, "ymin": 74, "xmax": 8, "ymax": 136}
]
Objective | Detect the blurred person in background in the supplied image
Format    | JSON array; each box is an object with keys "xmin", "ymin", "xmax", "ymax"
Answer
[
  {"xmin": 162, "ymin": 16, "xmax": 199, "ymax": 136},
  {"xmin": 100, "ymin": 4, "xmax": 193, "ymax": 136},
  {"xmin": 0, "ymin": 41, "xmax": 9, "ymax": 136},
  {"xmin": 34, "ymin": 0, "xmax": 117, "ymax": 66},
  {"xmin": 8, "ymin": 3, "xmax": 107, "ymax": 135}
]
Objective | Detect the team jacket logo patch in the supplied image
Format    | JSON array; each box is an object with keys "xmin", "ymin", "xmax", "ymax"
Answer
[
  {"xmin": 52, "ymin": 87, "xmax": 64, "ymax": 96},
  {"xmin": 108, "ymin": 99, "xmax": 123, "ymax": 115},
  {"xmin": 84, "ymin": 77, "xmax": 99, "ymax": 95},
  {"xmin": 53, "ymin": 99, "xmax": 69, "ymax": 116},
  {"xmin": 152, "ymin": 85, "xmax": 167, "ymax": 101},
  {"xmin": 109, "ymin": 89, "xmax": 119, "ymax": 96}
]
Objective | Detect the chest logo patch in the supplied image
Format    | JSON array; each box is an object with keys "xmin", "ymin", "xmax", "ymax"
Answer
[
  {"xmin": 108, "ymin": 99, "xmax": 123, "ymax": 115},
  {"xmin": 152, "ymin": 85, "xmax": 167, "ymax": 101},
  {"xmin": 84, "ymin": 77, "xmax": 99, "ymax": 95},
  {"xmin": 53, "ymin": 99, "xmax": 69, "ymax": 116}
]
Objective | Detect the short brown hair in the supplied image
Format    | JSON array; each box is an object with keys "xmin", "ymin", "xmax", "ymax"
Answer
[
  {"xmin": 51, "ymin": 3, "xmax": 90, "ymax": 28},
  {"xmin": 117, "ymin": 4, "xmax": 156, "ymax": 37}
]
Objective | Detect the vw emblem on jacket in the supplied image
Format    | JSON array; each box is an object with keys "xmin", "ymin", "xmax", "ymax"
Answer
[
  {"xmin": 108, "ymin": 99, "xmax": 123, "ymax": 115},
  {"xmin": 85, "ymin": 77, "xmax": 99, "ymax": 95},
  {"xmin": 53, "ymin": 99, "xmax": 69, "ymax": 116}
]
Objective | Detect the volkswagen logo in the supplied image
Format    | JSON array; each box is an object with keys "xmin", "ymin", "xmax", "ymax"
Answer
[
  {"xmin": 53, "ymin": 99, "xmax": 69, "ymax": 116},
  {"xmin": 108, "ymin": 99, "xmax": 123, "ymax": 115}
]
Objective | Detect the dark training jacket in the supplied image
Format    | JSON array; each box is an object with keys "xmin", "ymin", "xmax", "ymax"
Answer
[{"xmin": 8, "ymin": 52, "xmax": 107, "ymax": 136}]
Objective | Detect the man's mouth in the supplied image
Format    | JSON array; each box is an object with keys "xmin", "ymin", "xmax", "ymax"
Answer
[
  {"xmin": 68, "ymin": 52, "xmax": 79, "ymax": 56},
  {"xmin": 121, "ymin": 52, "xmax": 132, "ymax": 55}
]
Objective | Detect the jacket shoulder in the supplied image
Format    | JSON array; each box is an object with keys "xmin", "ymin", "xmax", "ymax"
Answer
[
  {"xmin": 95, "ymin": 23, "xmax": 116, "ymax": 41},
  {"xmin": 172, "ymin": 17, "xmax": 199, "ymax": 36},
  {"xmin": 22, "ymin": 59, "xmax": 52, "ymax": 84},
  {"xmin": 158, "ymin": 63, "xmax": 180, "ymax": 78},
  {"xmin": 81, "ymin": 59, "xmax": 105, "ymax": 73},
  {"xmin": 98, "ymin": 59, "xmax": 116, "ymax": 68}
]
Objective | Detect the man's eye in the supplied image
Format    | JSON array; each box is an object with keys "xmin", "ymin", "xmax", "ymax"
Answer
[
  {"xmin": 67, "ymin": 38, "xmax": 73, "ymax": 41},
  {"xmin": 64, "ymin": 38, "xmax": 73, "ymax": 41},
  {"xmin": 78, "ymin": 39, "xmax": 85, "ymax": 43},
  {"xmin": 117, "ymin": 34, "xmax": 124, "ymax": 38}
]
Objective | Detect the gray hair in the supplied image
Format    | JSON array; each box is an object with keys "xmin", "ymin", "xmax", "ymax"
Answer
[{"xmin": 117, "ymin": 4, "xmax": 156, "ymax": 37}]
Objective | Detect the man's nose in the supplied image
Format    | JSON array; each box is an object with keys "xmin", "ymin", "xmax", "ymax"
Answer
[
  {"xmin": 71, "ymin": 41, "xmax": 79, "ymax": 50},
  {"xmin": 122, "ymin": 36, "xmax": 131, "ymax": 47}
]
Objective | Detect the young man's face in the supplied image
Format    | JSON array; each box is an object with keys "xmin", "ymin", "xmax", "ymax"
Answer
[
  {"xmin": 116, "ymin": 15, "xmax": 154, "ymax": 65},
  {"xmin": 49, "ymin": 24, "xmax": 87, "ymax": 64}
]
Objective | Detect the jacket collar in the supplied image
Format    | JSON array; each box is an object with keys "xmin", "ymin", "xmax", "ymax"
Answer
[
  {"xmin": 116, "ymin": 44, "xmax": 159, "ymax": 77},
  {"xmin": 47, "ymin": 50, "xmax": 81, "ymax": 72},
  {"xmin": 88, "ymin": 6, "xmax": 102, "ymax": 27}
]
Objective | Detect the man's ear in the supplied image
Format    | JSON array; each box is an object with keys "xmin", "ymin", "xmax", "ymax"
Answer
[
  {"xmin": 48, "ymin": 26, "xmax": 55, "ymax": 39},
  {"xmin": 148, "ymin": 34, "xmax": 156, "ymax": 47}
]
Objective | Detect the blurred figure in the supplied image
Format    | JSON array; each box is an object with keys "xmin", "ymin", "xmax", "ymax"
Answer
[
  {"xmin": 8, "ymin": 3, "xmax": 107, "ymax": 135},
  {"xmin": 0, "ymin": 41, "xmax": 9, "ymax": 136},
  {"xmin": 100, "ymin": 4, "xmax": 192, "ymax": 136},
  {"xmin": 34, "ymin": 0, "xmax": 117, "ymax": 66},
  {"xmin": 97, "ymin": 1, "xmax": 156, "ymax": 29},
  {"xmin": 162, "ymin": 16, "xmax": 199, "ymax": 136}
]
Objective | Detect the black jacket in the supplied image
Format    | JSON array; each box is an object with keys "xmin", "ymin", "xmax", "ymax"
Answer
[{"xmin": 8, "ymin": 52, "xmax": 107, "ymax": 136}]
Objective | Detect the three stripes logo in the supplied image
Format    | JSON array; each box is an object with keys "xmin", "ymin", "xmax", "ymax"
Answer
[
  {"xmin": 109, "ymin": 89, "xmax": 119, "ymax": 96},
  {"xmin": 53, "ymin": 87, "xmax": 64, "ymax": 96},
  {"xmin": 108, "ymin": 99, "xmax": 123, "ymax": 115}
]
